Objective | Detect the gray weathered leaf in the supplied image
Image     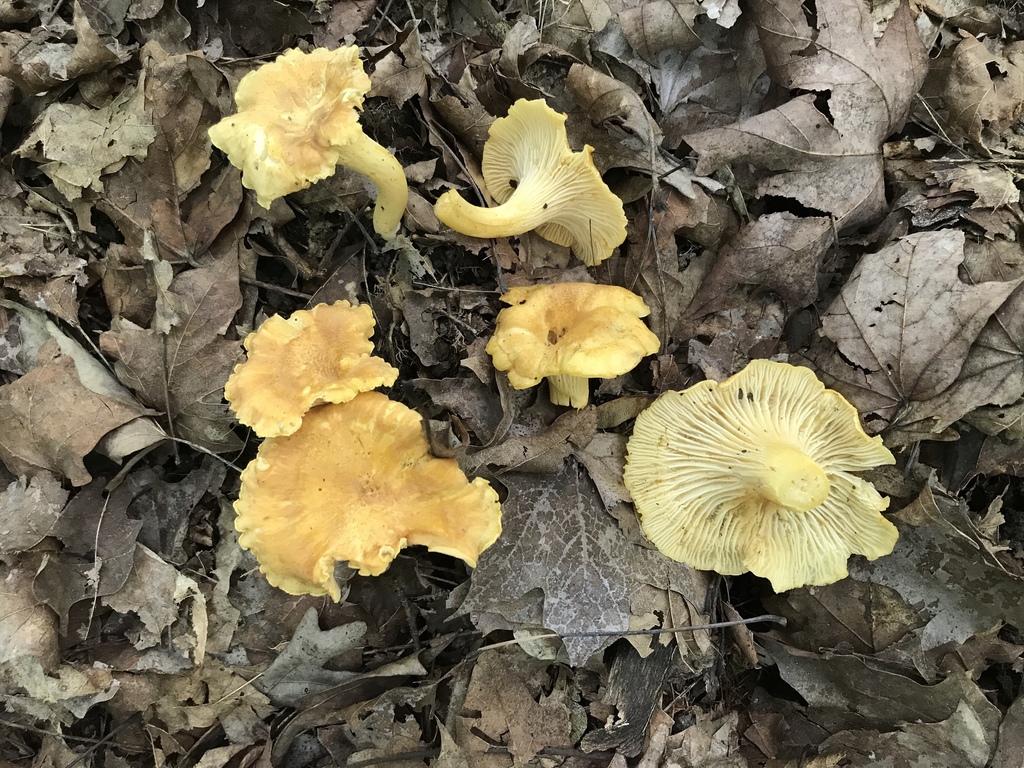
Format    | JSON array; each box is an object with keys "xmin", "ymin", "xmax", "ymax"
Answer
[{"xmin": 463, "ymin": 459, "xmax": 707, "ymax": 664}]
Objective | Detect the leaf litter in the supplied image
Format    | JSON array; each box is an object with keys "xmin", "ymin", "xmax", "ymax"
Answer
[{"xmin": 0, "ymin": 0, "xmax": 1023, "ymax": 766}]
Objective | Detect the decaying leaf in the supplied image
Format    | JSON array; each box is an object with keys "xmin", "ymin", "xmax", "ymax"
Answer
[
  {"xmin": 0, "ymin": 352, "xmax": 147, "ymax": 485},
  {"xmin": 100, "ymin": 253, "xmax": 244, "ymax": 453},
  {"xmin": 0, "ymin": 1, "xmax": 127, "ymax": 93},
  {"xmin": 98, "ymin": 42, "xmax": 241, "ymax": 259},
  {"xmin": 849, "ymin": 482, "xmax": 1024, "ymax": 652},
  {"xmin": 763, "ymin": 637, "xmax": 999, "ymax": 734},
  {"xmin": 17, "ymin": 78, "xmax": 156, "ymax": 201},
  {"xmin": 102, "ymin": 544, "xmax": 208, "ymax": 665},
  {"xmin": 686, "ymin": 0, "xmax": 927, "ymax": 228},
  {"xmin": 926, "ymin": 34, "xmax": 1024, "ymax": 153},
  {"xmin": 254, "ymin": 607, "xmax": 367, "ymax": 707},
  {"xmin": 808, "ymin": 230, "xmax": 1022, "ymax": 443},
  {"xmin": 764, "ymin": 579, "xmax": 925, "ymax": 656},
  {"xmin": 0, "ymin": 656, "xmax": 118, "ymax": 724},
  {"xmin": 685, "ymin": 212, "xmax": 833, "ymax": 320},
  {"xmin": 0, "ymin": 472, "xmax": 68, "ymax": 554},
  {"xmin": 0, "ymin": 563, "xmax": 59, "ymax": 671},
  {"xmin": 463, "ymin": 459, "xmax": 709, "ymax": 664},
  {"xmin": 454, "ymin": 648, "xmax": 579, "ymax": 766},
  {"xmin": 32, "ymin": 480, "xmax": 143, "ymax": 634}
]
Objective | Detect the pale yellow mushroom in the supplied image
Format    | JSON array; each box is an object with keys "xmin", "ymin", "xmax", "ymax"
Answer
[
  {"xmin": 224, "ymin": 302, "xmax": 397, "ymax": 438},
  {"xmin": 434, "ymin": 99, "xmax": 627, "ymax": 266},
  {"xmin": 208, "ymin": 47, "xmax": 408, "ymax": 238},
  {"xmin": 624, "ymin": 360, "xmax": 898, "ymax": 592},
  {"xmin": 486, "ymin": 282, "xmax": 660, "ymax": 408},
  {"xmin": 234, "ymin": 392, "xmax": 503, "ymax": 600}
]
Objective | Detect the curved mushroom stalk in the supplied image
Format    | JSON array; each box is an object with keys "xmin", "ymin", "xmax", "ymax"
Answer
[
  {"xmin": 547, "ymin": 374, "xmax": 590, "ymax": 409},
  {"xmin": 335, "ymin": 132, "xmax": 409, "ymax": 239},
  {"xmin": 208, "ymin": 46, "xmax": 409, "ymax": 239},
  {"xmin": 434, "ymin": 99, "xmax": 627, "ymax": 266}
]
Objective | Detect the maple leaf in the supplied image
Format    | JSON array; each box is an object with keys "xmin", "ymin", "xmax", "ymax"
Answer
[
  {"xmin": 685, "ymin": 0, "xmax": 928, "ymax": 229},
  {"xmin": 803, "ymin": 230, "xmax": 1022, "ymax": 445},
  {"xmin": 99, "ymin": 252, "xmax": 244, "ymax": 453}
]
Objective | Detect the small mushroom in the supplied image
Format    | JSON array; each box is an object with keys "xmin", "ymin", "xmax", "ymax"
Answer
[
  {"xmin": 234, "ymin": 392, "xmax": 503, "ymax": 599},
  {"xmin": 224, "ymin": 302, "xmax": 398, "ymax": 438},
  {"xmin": 208, "ymin": 46, "xmax": 408, "ymax": 238},
  {"xmin": 434, "ymin": 99, "xmax": 628, "ymax": 266},
  {"xmin": 623, "ymin": 359, "xmax": 898, "ymax": 592},
  {"xmin": 486, "ymin": 282, "xmax": 660, "ymax": 408}
]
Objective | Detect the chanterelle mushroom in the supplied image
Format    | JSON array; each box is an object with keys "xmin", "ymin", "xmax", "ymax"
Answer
[
  {"xmin": 208, "ymin": 46, "xmax": 408, "ymax": 238},
  {"xmin": 433, "ymin": 99, "xmax": 628, "ymax": 266},
  {"xmin": 486, "ymin": 282, "xmax": 660, "ymax": 408},
  {"xmin": 623, "ymin": 359, "xmax": 897, "ymax": 592},
  {"xmin": 234, "ymin": 392, "xmax": 503, "ymax": 600},
  {"xmin": 224, "ymin": 302, "xmax": 398, "ymax": 438}
]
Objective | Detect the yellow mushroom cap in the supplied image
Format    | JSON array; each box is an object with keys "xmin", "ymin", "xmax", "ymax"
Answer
[
  {"xmin": 224, "ymin": 302, "xmax": 398, "ymax": 438},
  {"xmin": 234, "ymin": 392, "xmax": 503, "ymax": 599},
  {"xmin": 208, "ymin": 47, "xmax": 408, "ymax": 237},
  {"xmin": 623, "ymin": 360, "xmax": 897, "ymax": 593},
  {"xmin": 485, "ymin": 282, "xmax": 660, "ymax": 408},
  {"xmin": 434, "ymin": 99, "xmax": 628, "ymax": 266}
]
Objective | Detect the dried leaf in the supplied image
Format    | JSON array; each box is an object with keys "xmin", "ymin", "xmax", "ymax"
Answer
[
  {"xmin": 0, "ymin": 657, "xmax": 118, "ymax": 723},
  {"xmin": 686, "ymin": 213, "xmax": 833, "ymax": 319},
  {"xmin": 33, "ymin": 481, "xmax": 143, "ymax": 634},
  {"xmin": 764, "ymin": 580, "xmax": 925, "ymax": 655},
  {"xmin": 934, "ymin": 35, "xmax": 1024, "ymax": 152},
  {"xmin": 849, "ymin": 482, "xmax": 1024, "ymax": 652},
  {"xmin": 0, "ymin": 2, "xmax": 126, "ymax": 92},
  {"xmin": 809, "ymin": 230, "xmax": 1022, "ymax": 442},
  {"xmin": 463, "ymin": 459, "xmax": 707, "ymax": 664},
  {"xmin": 0, "ymin": 354, "xmax": 146, "ymax": 485},
  {"xmin": 455, "ymin": 649, "xmax": 575, "ymax": 766},
  {"xmin": 764, "ymin": 636, "xmax": 997, "ymax": 734},
  {"xmin": 102, "ymin": 544, "xmax": 208, "ymax": 665},
  {"xmin": 17, "ymin": 79, "xmax": 156, "ymax": 201},
  {"xmin": 98, "ymin": 43, "xmax": 239, "ymax": 259},
  {"xmin": 370, "ymin": 29, "xmax": 429, "ymax": 106},
  {"xmin": 100, "ymin": 253, "xmax": 244, "ymax": 453},
  {"xmin": 0, "ymin": 473, "xmax": 68, "ymax": 554},
  {"xmin": 0, "ymin": 563, "xmax": 59, "ymax": 671},
  {"xmin": 253, "ymin": 608, "xmax": 367, "ymax": 707},
  {"xmin": 465, "ymin": 408, "xmax": 597, "ymax": 476},
  {"xmin": 618, "ymin": 0, "xmax": 702, "ymax": 63},
  {"xmin": 686, "ymin": 0, "xmax": 927, "ymax": 228}
]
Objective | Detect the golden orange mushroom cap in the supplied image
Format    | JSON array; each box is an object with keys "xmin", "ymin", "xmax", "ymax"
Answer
[
  {"xmin": 486, "ymin": 282, "xmax": 660, "ymax": 408},
  {"xmin": 234, "ymin": 392, "xmax": 503, "ymax": 599},
  {"xmin": 208, "ymin": 46, "xmax": 408, "ymax": 237},
  {"xmin": 624, "ymin": 360, "xmax": 898, "ymax": 592},
  {"xmin": 434, "ymin": 99, "xmax": 627, "ymax": 266},
  {"xmin": 224, "ymin": 302, "xmax": 398, "ymax": 438}
]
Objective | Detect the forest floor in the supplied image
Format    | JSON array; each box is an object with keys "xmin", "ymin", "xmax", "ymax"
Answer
[{"xmin": 2, "ymin": 0, "xmax": 1024, "ymax": 766}]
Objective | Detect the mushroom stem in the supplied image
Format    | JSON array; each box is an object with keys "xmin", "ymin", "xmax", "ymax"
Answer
[
  {"xmin": 547, "ymin": 374, "xmax": 589, "ymax": 409},
  {"xmin": 435, "ymin": 185, "xmax": 554, "ymax": 239},
  {"xmin": 335, "ymin": 132, "xmax": 408, "ymax": 239},
  {"xmin": 756, "ymin": 444, "xmax": 830, "ymax": 512}
]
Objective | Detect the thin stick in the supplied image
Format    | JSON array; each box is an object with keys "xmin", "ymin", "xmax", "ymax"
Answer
[{"xmin": 477, "ymin": 614, "xmax": 786, "ymax": 653}]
